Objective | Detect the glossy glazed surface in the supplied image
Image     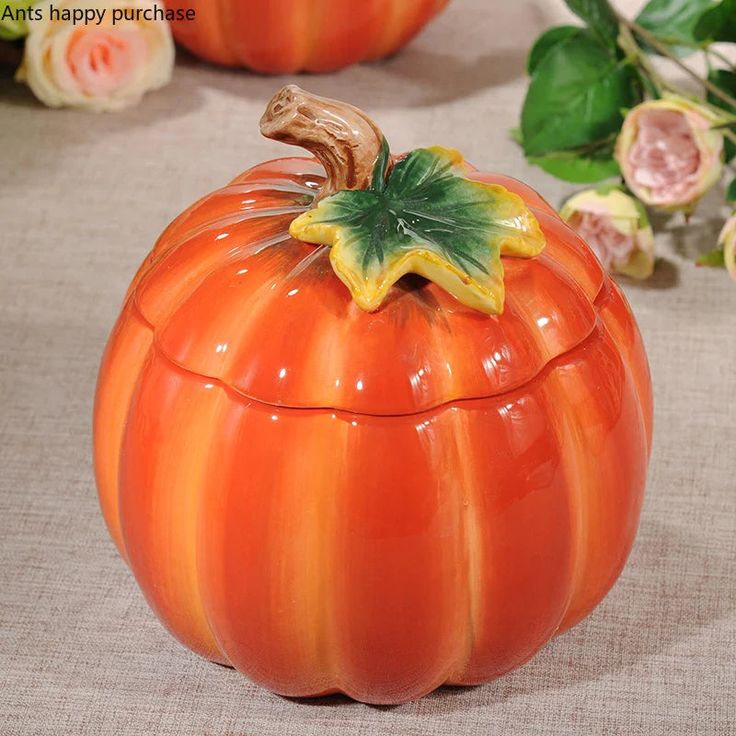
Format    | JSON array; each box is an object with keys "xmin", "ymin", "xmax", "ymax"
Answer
[
  {"xmin": 162, "ymin": 0, "xmax": 450, "ymax": 73},
  {"xmin": 94, "ymin": 157, "xmax": 653, "ymax": 704},
  {"xmin": 289, "ymin": 145, "xmax": 548, "ymax": 315},
  {"xmin": 120, "ymin": 159, "xmax": 610, "ymax": 416}
]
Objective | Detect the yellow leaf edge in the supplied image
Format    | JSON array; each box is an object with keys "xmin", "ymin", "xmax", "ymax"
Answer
[{"xmin": 289, "ymin": 147, "xmax": 546, "ymax": 315}]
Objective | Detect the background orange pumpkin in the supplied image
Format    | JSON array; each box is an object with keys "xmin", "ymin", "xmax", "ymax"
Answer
[
  {"xmin": 94, "ymin": 89, "xmax": 652, "ymax": 705},
  {"xmin": 162, "ymin": 0, "xmax": 450, "ymax": 73}
]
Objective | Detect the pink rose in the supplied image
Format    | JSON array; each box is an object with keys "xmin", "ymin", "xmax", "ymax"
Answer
[
  {"xmin": 17, "ymin": 0, "xmax": 174, "ymax": 111},
  {"xmin": 560, "ymin": 187, "xmax": 655, "ymax": 279},
  {"xmin": 615, "ymin": 96, "xmax": 724, "ymax": 212},
  {"xmin": 718, "ymin": 213, "xmax": 736, "ymax": 282}
]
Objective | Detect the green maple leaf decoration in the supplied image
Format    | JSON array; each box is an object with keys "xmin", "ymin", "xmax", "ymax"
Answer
[{"xmin": 289, "ymin": 144, "xmax": 546, "ymax": 315}]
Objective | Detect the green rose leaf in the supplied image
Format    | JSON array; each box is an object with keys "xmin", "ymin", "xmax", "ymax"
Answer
[
  {"xmin": 0, "ymin": 0, "xmax": 34, "ymax": 40},
  {"xmin": 564, "ymin": 0, "xmax": 620, "ymax": 48},
  {"xmin": 707, "ymin": 68, "xmax": 736, "ymax": 162},
  {"xmin": 636, "ymin": 0, "xmax": 720, "ymax": 55},
  {"xmin": 521, "ymin": 29, "xmax": 642, "ymax": 157},
  {"xmin": 694, "ymin": 0, "xmax": 736, "ymax": 43},
  {"xmin": 528, "ymin": 147, "xmax": 620, "ymax": 183},
  {"xmin": 290, "ymin": 146, "xmax": 546, "ymax": 315},
  {"xmin": 727, "ymin": 179, "xmax": 736, "ymax": 203},
  {"xmin": 527, "ymin": 26, "xmax": 582, "ymax": 75}
]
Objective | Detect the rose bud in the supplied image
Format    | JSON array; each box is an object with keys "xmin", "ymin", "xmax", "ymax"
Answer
[
  {"xmin": 560, "ymin": 186, "xmax": 655, "ymax": 279},
  {"xmin": 16, "ymin": 0, "xmax": 174, "ymax": 112},
  {"xmin": 718, "ymin": 213, "xmax": 736, "ymax": 281},
  {"xmin": 615, "ymin": 96, "xmax": 724, "ymax": 213}
]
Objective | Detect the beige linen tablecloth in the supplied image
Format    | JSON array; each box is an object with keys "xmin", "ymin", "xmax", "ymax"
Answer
[{"xmin": 1, "ymin": 1, "xmax": 734, "ymax": 733}]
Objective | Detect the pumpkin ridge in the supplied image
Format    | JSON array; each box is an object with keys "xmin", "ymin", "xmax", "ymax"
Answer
[
  {"xmin": 149, "ymin": 205, "xmax": 308, "ymax": 263},
  {"xmin": 552, "ymin": 320, "xmax": 649, "ymax": 633},
  {"xmin": 134, "ymin": 227, "xmax": 296, "ymax": 325},
  {"xmin": 127, "ymin": 200, "xmax": 309, "ymax": 303},
  {"xmin": 153, "ymin": 181, "xmax": 314, "ymax": 252},
  {"xmin": 132, "ymin": 166, "xmax": 604, "ymax": 414},
  {"xmin": 116, "ymin": 347, "xmax": 230, "ymax": 663},
  {"xmin": 444, "ymin": 408, "xmax": 484, "ymax": 683},
  {"xmin": 129, "ymin": 214, "xmax": 607, "ymax": 415},
  {"xmin": 126, "ymin": 244, "xmax": 616, "ymax": 416},
  {"xmin": 130, "ymin": 300, "xmax": 613, "ymax": 420}
]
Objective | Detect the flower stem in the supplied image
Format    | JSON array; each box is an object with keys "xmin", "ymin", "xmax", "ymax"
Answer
[
  {"xmin": 618, "ymin": 24, "xmax": 670, "ymax": 96},
  {"xmin": 618, "ymin": 15, "xmax": 736, "ymax": 111}
]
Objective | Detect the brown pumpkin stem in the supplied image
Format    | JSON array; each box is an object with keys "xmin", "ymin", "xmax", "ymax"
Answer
[{"xmin": 260, "ymin": 85, "xmax": 388, "ymax": 201}]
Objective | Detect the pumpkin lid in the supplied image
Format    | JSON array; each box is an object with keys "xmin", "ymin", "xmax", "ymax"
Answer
[{"xmin": 131, "ymin": 87, "xmax": 605, "ymax": 416}]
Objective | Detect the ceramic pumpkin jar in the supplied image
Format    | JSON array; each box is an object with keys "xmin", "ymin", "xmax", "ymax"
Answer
[
  {"xmin": 94, "ymin": 87, "xmax": 653, "ymax": 705},
  {"xmin": 162, "ymin": 0, "xmax": 449, "ymax": 73}
]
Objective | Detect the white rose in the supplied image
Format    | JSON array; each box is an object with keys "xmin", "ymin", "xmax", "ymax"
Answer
[{"xmin": 17, "ymin": 0, "xmax": 174, "ymax": 112}]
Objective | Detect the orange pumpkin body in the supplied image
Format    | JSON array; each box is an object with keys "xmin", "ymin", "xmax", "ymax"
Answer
[
  {"xmin": 94, "ymin": 157, "xmax": 652, "ymax": 704},
  {"xmin": 162, "ymin": 0, "xmax": 449, "ymax": 72}
]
